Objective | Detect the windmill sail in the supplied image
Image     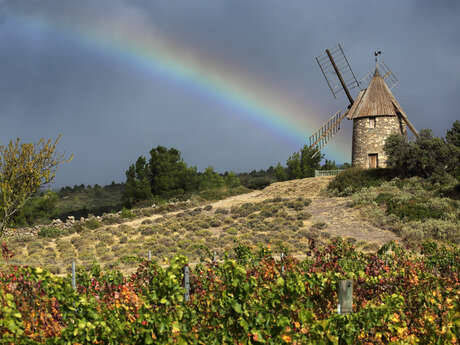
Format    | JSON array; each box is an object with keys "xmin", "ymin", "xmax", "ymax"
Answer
[
  {"xmin": 309, "ymin": 108, "xmax": 348, "ymax": 153},
  {"xmin": 315, "ymin": 44, "xmax": 360, "ymax": 104}
]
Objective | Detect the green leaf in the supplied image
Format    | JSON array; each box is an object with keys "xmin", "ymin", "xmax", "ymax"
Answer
[{"xmin": 232, "ymin": 302, "xmax": 242, "ymax": 314}]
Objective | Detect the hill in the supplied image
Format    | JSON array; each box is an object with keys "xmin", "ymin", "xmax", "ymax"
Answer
[{"xmin": 3, "ymin": 176, "xmax": 402, "ymax": 275}]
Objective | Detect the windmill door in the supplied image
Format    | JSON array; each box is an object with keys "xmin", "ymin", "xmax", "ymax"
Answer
[{"xmin": 368, "ymin": 154, "xmax": 378, "ymax": 168}]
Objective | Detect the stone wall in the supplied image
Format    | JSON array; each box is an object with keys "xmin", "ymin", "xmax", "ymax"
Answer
[{"xmin": 352, "ymin": 115, "xmax": 406, "ymax": 168}]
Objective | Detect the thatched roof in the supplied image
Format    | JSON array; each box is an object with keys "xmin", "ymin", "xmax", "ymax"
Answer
[{"xmin": 346, "ymin": 68, "xmax": 406, "ymax": 119}]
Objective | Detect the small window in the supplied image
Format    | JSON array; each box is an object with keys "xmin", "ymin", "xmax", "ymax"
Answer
[{"xmin": 369, "ymin": 117, "xmax": 376, "ymax": 128}]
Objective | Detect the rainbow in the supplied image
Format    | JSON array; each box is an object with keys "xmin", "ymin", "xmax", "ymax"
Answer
[{"xmin": 11, "ymin": 14, "xmax": 349, "ymax": 161}]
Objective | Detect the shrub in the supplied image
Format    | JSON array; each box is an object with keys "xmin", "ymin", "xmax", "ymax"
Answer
[
  {"xmin": 287, "ymin": 200, "xmax": 305, "ymax": 211},
  {"xmin": 209, "ymin": 218, "xmax": 222, "ymax": 227},
  {"xmin": 327, "ymin": 167, "xmax": 397, "ymax": 196},
  {"xmin": 102, "ymin": 214, "xmax": 123, "ymax": 225},
  {"xmin": 84, "ymin": 218, "xmax": 101, "ymax": 230},
  {"xmin": 120, "ymin": 207, "xmax": 135, "ymax": 219},
  {"xmin": 141, "ymin": 208, "xmax": 155, "ymax": 217},
  {"xmin": 260, "ymin": 205, "xmax": 278, "ymax": 218},
  {"xmin": 297, "ymin": 212, "xmax": 312, "ymax": 220},
  {"xmin": 311, "ymin": 222, "xmax": 327, "ymax": 230},
  {"xmin": 400, "ymin": 219, "xmax": 460, "ymax": 244},
  {"xmin": 141, "ymin": 227, "xmax": 157, "ymax": 236},
  {"xmin": 215, "ymin": 208, "xmax": 229, "ymax": 215},
  {"xmin": 188, "ymin": 208, "xmax": 202, "ymax": 216},
  {"xmin": 38, "ymin": 226, "xmax": 61, "ymax": 238}
]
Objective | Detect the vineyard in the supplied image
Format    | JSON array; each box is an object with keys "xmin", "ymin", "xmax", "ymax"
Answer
[{"xmin": 0, "ymin": 239, "xmax": 459, "ymax": 344}]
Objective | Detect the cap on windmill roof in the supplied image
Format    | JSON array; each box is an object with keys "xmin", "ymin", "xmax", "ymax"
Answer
[{"xmin": 346, "ymin": 66, "xmax": 406, "ymax": 119}]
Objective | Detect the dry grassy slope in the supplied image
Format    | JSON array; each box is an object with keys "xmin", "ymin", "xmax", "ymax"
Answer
[
  {"xmin": 4, "ymin": 176, "xmax": 401, "ymax": 276},
  {"xmin": 125, "ymin": 176, "xmax": 399, "ymax": 245}
]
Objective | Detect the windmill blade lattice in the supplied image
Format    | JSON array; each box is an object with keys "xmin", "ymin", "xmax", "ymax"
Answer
[
  {"xmin": 315, "ymin": 44, "xmax": 360, "ymax": 100},
  {"xmin": 309, "ymin": 107, "xmax": 348, "ymax": 153}
]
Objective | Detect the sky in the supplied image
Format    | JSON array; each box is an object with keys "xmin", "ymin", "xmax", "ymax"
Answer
[{"xmin": 0, "ymin": 0, "xmax": 458, "ymax": 188}]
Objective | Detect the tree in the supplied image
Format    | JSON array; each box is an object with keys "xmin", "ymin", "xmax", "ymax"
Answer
[
  {"xmin": 224, "ymin": 171, "xmax": 241, "ymax": 188},
  {"xmin": 300, "ymin": 145, "xmax": 323, "ymax": 177},
  {"xmin": 148, "ymin": 146, "xmax": 194, "ymax": 198},
  {"xmin": 286, "ymin": 145, "xmax": 323, "ymax": 180},
  {"xmin": 286, "ymin": 152, "xmax": 302, "ymax": 180},
  {"xmin": 12, "ymin": 191, "xmax": 59, "ymax": 227},
  {"xmin": 0, "ymin": 136, "xmax": 72, "ymax": 235},
  {"xmin": 321, "ymin": 159, "xmax": 338, "ymax": 171},
  {"xmin": 274, "ymin": 162, "xmax": 287, "ymax": 181},
  {"xmin": 446, "ymin": 120, "xmax": 460, "ymax": 148},
  {"xmin": 122, "ymin": 156, "xmax": 152, "ymax": 206},
  {"xmin": 199, "ymin": 166, "xmax": 225, "ymax": 190},
  {"xmin": 384, "ymin": 129, "xmax": 460, "ymax": 180}
]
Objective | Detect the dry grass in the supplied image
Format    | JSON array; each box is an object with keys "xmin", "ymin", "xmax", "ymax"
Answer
[{"xmin": 3, "ymin": 176, "xmax": 402, "ymax": 275}]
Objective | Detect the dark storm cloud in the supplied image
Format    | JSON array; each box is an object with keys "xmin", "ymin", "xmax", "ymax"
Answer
[{"xmin": 0, "ymin": 1, "xmax": 458, "ymax": 188}]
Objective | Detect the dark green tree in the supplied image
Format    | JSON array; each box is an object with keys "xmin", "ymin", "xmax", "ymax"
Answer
[
  {"xmin": 446, "ymin": 120, "xmax": 460, "ymax": 148},
  {"xmin": 199, "ymin": 166, "xmax": 225, "ymax": 190},
  {"xmin": 320, "ymin": 159, "xmax": 338, "ymax": 171},
  {"xmin": 300, "ymin": 145, "xmax": 323, "ymax": 177},
  {"xmin": 286, "ymin": 152, "xmax": 302, "ymax": 179},
  {"xmin": 384, "ymin": 129, "xmax": 460, "ymax": 180},
  {"xmin": 274, "ymin": 162, "xmax": 288, "ymax": 181},
  {"xmin": 224, "ymin": 171, "xmax": 241, "ymax": 188},
  {"xmin": 123, "ymin": 156, "xmax": 152, "ymax": 205},
  {"xmin": 148, "ymin": 146, "xmax": 194, "ymax": 198}
]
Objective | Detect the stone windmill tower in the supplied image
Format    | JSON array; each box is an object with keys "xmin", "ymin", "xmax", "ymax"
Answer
[{"xmin": 309, "ymin": 45, "xmax": 419, "ymax": 168}]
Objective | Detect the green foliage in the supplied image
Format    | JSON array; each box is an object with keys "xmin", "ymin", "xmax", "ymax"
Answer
[
  {"xmin": 274, "ymin": 162, "xmax": 288, "ymax": 181},
  {"xmin": 321, "ymin": 159, "xmax": 338, "ymax": 171},
  {"xmin": 287, "ymin": 152, "xmax": 302, "ymax": 179},
  {"xmin": 198, "ymin": 186, "xmax": 251, "ymax": 201},
  {"xmin": 0, "ymin": 241, "xmax": 458, "ymax": 344},
  {"xmin": 84, "ymin": 218, "xmax": 101, "ymax": 230},
  {"xmin": 37, "ymin": 225, "xmax": 61, "ymax": 238},
  {"xmin": 287, "ymin": 145, "xmax": 323, "ymax": 179},
  {"xmin": 327, "ymin": 167, "xmax": 397, "ymax": 196},
  {"xmin": 120, "ymin": 207, "xmax": 135, "ymax": 219},
  {"xmin": 223, "ymin": 171, "xmax": 241, "ymax": 188},
  {"xmin": 446, "ymin": 120, "xmax": 460, "ymax": 148},
  {"xmin": 11, "ymin": 191, "xmax": 59, "ymax": 227},
  {"xmin": 350, "ymin": 177, "xmax": 460, "ymax": 244},
  {"xmin": 149, "ymin": 146, "xmax": 197, "ymax": 198},
  {"xmin": 384, "ymin": 126, "xmax": 460, "ymax": 181},
  {"xmin": 0, "ymin": 135, "xmax": 73, "ymax": 235},
  {"xmin": 122, "ymin": 156, "xmax": 152, "ymax": 207},
  {"xmin": 199, "ymin": 166, "xmax": 225, "ymax": 190}
]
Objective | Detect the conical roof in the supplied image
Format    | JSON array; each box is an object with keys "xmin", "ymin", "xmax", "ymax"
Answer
[{"xmin": 346, "ymin": 67, "xmax": 405, "ymax": 119}]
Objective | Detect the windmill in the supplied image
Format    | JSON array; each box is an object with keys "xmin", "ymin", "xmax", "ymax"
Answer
[{"xmin": 309, "ymin": 44, "xmax": 419, "ymax": 168}]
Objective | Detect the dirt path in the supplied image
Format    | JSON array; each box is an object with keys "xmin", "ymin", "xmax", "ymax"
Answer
[{"xmin": 123, "ymin": 176, "xmax": 399, "ymax": 246}]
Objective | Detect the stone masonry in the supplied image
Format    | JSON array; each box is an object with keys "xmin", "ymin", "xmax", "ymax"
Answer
[{"xmin": 351, "ymin": 115, "xmax": 406, "ymax": 168}]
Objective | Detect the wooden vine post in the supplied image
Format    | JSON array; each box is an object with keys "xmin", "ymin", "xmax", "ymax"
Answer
[
  {"xmin": 338, "ymin": 280, "xmax": 353, "ymax": 314},
  {"xmin": 184, "ymin": 265, "xmax": 190, "ymax": 302},
  {"xmin": 72, "ymin": 259, "xmax": 76, "ymax": 291}
]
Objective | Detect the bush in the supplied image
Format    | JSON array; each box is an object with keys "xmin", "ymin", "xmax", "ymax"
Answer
[
  {"xmin": 38, "ymin": 226, "xmax": 61, "ymax": 238},
  {"xmin": 215, "ymin": 208, "xmax": 229, "ymax": 215},
  {"xmin": 297, "ymin": 212, "xmax": 312, "ymax": 220},
  {"xmin": 141, "ymin": 227, "xmax": 157, "ymax": 236},
  {"xmin": 386, "ymin": 197, "xmax": 444, "ymax": 221},
  {"xmin": 311, "ymin": 222, "xmax": 327, "ymax": 230},
  {"xmin": 120, "ymin": 207, "xmax": 135, "ymax": 219},
  {"xmin": 84, "ymin": 218, "xmax": 101, "ymax": 230},
  {"xmin": 327, "ymin": 168, "xmax": 397, "ymax": 196}
]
